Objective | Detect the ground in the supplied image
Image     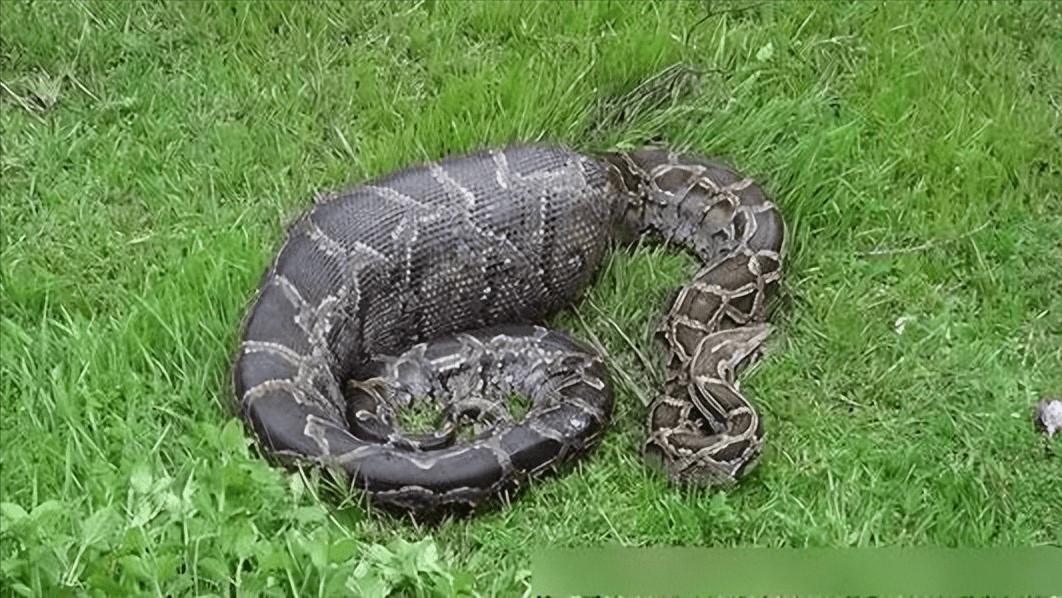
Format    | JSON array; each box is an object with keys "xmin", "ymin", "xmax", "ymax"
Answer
[{"xmin": 1, "ymin": 2, "xmax": 1060, "ymax": 596}]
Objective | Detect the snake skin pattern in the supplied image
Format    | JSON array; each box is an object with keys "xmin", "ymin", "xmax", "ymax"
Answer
[{"xmin": 233, "ymin": 146, "xmax": 784, "ymax": 512}]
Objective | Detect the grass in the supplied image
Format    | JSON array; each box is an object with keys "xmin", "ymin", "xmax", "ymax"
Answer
[{"xmin": 1, "ymin": 1, "xmax": 1060, "ymax": 596}]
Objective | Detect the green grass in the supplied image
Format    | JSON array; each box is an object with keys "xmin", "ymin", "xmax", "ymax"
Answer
[{"xmin": 2, "ymin": 1, "xmax": 1060, "ymax": 596}]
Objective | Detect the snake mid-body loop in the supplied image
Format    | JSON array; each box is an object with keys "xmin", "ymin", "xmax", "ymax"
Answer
[{"xmin": 233, "ymin": 146, "xmax": 784, "ymax": 512}]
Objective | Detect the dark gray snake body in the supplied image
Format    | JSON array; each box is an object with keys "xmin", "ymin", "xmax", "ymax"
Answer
[{"xmin": 233, "ymin": 146, "xmax": 784, "ymax": 512}]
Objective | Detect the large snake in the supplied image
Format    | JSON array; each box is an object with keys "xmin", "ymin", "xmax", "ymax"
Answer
[{"xmin": 233, "ymin": 146, "xmax": 784, "ymax": 512}]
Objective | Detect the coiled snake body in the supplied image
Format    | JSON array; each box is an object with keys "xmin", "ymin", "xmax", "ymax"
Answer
[{"xmin": 234, "ymin": 146, "xmax": 783, "ymax": 512}]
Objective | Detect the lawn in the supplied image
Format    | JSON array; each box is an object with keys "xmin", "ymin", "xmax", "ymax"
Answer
[{"xmin": 1, "ymin": 1, "xmax": 1060, "ymax": 596}]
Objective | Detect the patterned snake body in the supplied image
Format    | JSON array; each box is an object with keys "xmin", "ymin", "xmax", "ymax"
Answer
[{"xmin": 234, "ymin": 146, "xmax": 783, "ymax": 512}]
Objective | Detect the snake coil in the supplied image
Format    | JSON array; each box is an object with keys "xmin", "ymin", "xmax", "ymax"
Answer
[{"xmin": 233, "ymin": 146, "xmax": 784, "ymax": 512}]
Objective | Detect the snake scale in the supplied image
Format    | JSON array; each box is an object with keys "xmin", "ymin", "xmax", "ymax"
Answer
[{"xmin": 233, "ymin": 146, "xmax": 784, "ymax": 512}]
